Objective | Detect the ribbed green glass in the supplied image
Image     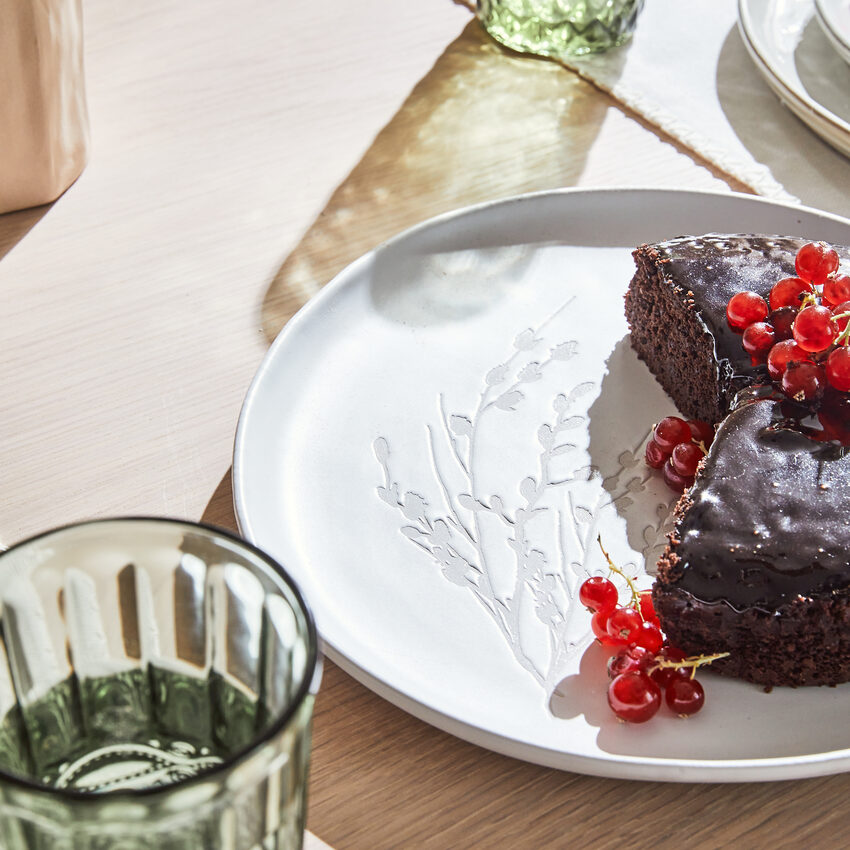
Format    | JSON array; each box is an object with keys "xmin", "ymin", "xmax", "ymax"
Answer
[
  {"xmin": 0, "ymin": 518, "xmax": 319, "ymax": 849},
  {"xmin": 478, "ymin": 0, "xmax": 645, "ymax": 58}
]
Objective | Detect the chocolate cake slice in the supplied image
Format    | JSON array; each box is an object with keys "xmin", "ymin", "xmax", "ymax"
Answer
[
  {"xmin": 653, "ymin": 399, "xmax": 850, "ymax": 687},
  {"xmin": 625, "ymin": 234, "xmax": 816, "ymax": 424}
]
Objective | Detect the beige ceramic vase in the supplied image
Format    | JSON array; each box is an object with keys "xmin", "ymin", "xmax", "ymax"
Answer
[{"xmin": 0, "ymin": 0, "xmax": 89, "ymax": 214}]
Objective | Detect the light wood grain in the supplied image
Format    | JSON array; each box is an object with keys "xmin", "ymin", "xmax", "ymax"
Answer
[{"xmin": 1, "ymin": 1, "xmax": 835, "ymax": 847}]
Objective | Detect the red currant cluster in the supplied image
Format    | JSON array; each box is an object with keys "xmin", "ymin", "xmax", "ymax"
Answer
[
  {"xmin": 725, "ymin": 241, "xmax": 850, "ymax": 404},
  {"xmin": 644, "ymin": 416, "xmax": 714, "ymax": 493},
  {"xmin": 579, "ymin": 540, "xmax": 726, "ymax": 724}
]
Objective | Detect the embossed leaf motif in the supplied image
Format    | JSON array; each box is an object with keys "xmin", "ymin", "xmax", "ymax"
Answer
[
  {"xmin": 494, "ymin": 390, "xmax": 524, "ymax": 410},
  {"xmin": 449, "ymin": 415, "xmax": 472, "ymax": 436},
  {"xmin": 551, "ymin": 341, "xmax": 578, "ymax": 361},
  {"xmin": 377, "ymin": 484, "xmax": 400, "ymax": 504},
  {"xmin": 551, "ymin": 443, "xmax": 576, "ymax": 456},
  {"xmin": 435, "ymin": 548, "xmax": 472, "ymax": 585},
  {"xmin": 430, "ymin": 519, "xmax": 450, "ymax": 545},
  {"xmin": 514, "ymin": 328, "xmax": 537, "ymax": 350},
  {"xmin": 401, "ymin": 491, "xmax": 428, "ymax": 521},
  {"xmin": 519, "ymin": 477, "xmax": 538, "ymax": 502},
  {"xmin": 400, "ymin": 526, "xmax": 423, "ymax": 540},
  {"xmin": 373, "ymin": 437, "xmax": 389, "ymax": 463},
  {"xmin": 518, "ymin": 362, "xmax": 543, "ymax": 383},
  {"xmin": 490, "ymin": 493, "xmax": 505, "ymax": 516},
  {"xmin": 458, "ymin": 493, "xmax": 482, "ymax": 511},
  {"xmin": 485, "ymin": 364, "xmax": 509, "ymax": 386},
  {"xmin": 565, "ymin": 381, "xmax": 595, "ymax": 406},
  {"xmin": 537, "ymin": 424, "xmax": 554, "ymax": 448},
  {"xmin": 558, "ymin": 415, "xmax": 585, "ymax": 430}
]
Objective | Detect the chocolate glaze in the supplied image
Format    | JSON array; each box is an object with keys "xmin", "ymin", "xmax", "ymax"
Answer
[
  {"xmin": 673, "ymin": 399, "xmax": 850, "ymax": 609},
  {"xmin": 652, "ymin": 234, "xmax": 812, "ymax": 410}
]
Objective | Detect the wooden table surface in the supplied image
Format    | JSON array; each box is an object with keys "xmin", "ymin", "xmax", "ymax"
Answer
[{"xmin": 4, "ymin": 1, "xmax": 850, "ymax": 846}]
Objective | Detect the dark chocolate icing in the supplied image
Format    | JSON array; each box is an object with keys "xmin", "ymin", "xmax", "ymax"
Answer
[
  {"xmin": 673, "ymin": 399, "xmax": 850, "ymax": 609},
  {"xmin": 654, "ymin": 234, "xmax": 810, "ymax": 409}
]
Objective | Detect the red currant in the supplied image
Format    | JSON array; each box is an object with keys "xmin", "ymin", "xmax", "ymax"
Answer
[
  {"xmin": 796, "ymin": 241, "xmax": 839, "ymax": 285},
  {"xmin": 665, "ymin": 676, "xmax": 705, "ymax": 717},
  {"xmin": 631, "ymin": 620, "xmax": 665, "ymax": 654},
  {"xmin": 607, "ymin": 672, "xmax": 661, "ymax": 723},
  {"xmin": 687, "ymin": 419, "xmax": 714, "ymax": 447},
  {"xmin": 662, "ymin": 459, "xmax": 694, "ymax": 493},
  {"xmin": 607, "ymin": 645, "xmax": 655, "ymax": 680},
  {"xmin": 671, "ymin": 441, "xmax": 704, "ymax": 478},
  {"xmin": 767, "ymin": 339, "xmax": 811, "ymax": 380},
  {"xmin": 826, "ymin": 346, "xmax": 850, "ymax": 392},
  {"xmin": 644, "ymin": 438, "xmax": 667, "ymax": 469},
  {"xmin": 650, "ymin": 646, "xmax": 688, "ymax": 688},
  {"xmin": 592, "ymin": 610, "xmax": 624, "ymax": 647},
  {"xmin": 653, "ymin": 416, "xmax": 691, "ymax": 453},
  {"xmin": 638, "ymin": 590, "xmax": 659, "ymax": 626},
  {"xmin": 742, "ymin": 321, "xmax": 776, "ymax": 359},
  {"xmin": 781, "ymin": 361, "xmax": 827, "ymax": 403},
  {"xmin": 833, "ymin": 300, "xmax": 850, "ymax": 334},
  {"xmin": 793, "ymin": 305, "xmax": 838, "ymax": 352},
  {"xmin": 769, "ymin": 276, "xmax": 813, "ymax": 309},
  {"xmin": 823, "ymin": 274, "xmax": 850, "ymax": 308},
  {"xmin": 726, "ymin": 291, "xmax": 768, "ymax": 331},
  {"xmin": 579, "ymin": 576, "xmax": 618, "ymax": 614},
  {"xmin": 768, "ymin": 307, "xmax": 797, "ymax": 341},
  {"xmin": 607, "ymin": 606, "xmax": 643, "ymax": 643}
]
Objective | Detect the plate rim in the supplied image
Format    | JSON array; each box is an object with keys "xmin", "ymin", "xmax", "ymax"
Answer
[
  {"xmin": 814, "ymin": 0, "xmax": 850, "ymax": 57},
  {"xmin": 233, "ymin": 186, "xmax": 850, "ymax": 782},
  {"xmin": 737, "ymin": 0, "xmax": 850, "ymax": 156}
]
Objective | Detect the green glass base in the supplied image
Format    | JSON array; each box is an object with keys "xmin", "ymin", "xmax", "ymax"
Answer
[{"xmin": 478, "ymin": 0, "xmax": 644, "ymax": 58}]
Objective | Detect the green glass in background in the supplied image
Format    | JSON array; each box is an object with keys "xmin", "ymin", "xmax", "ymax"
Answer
[
  {"xmin": 477, "ymin": 0, "xmax": 645, "ymax": 58},
  {"xmin": 0, "ymin": 518, "xmax": 319, "ymax": 850}
]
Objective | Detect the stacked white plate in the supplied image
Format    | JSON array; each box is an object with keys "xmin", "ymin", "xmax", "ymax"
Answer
[
  {"xmin": 738, "ymin": 0, "xmax": 850, "ymax": 157},
  {"xmin": 815, "ymin": 0, "xmax": 850, "ymax": 65}
]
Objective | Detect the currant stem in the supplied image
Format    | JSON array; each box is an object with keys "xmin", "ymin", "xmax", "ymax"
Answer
[
  {"xmin": 652, "ymin": 652, "xmax": 730, "ymax": 679},
  {"xmin": 596, "ymin": 535, "xmax": 643, "ymax": 615}
]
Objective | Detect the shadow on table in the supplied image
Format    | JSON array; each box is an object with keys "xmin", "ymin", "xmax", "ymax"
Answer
[
  {"xmin": 0, "ymin": 204, "xmax": 51, "ymax": 263},
  {"xmin": 260, "ymin": 19, "xmax": 614, "ymax": 342},
  {"xmin": 716, "ymin": 22, "xmax": 850, "ymax": 219}
]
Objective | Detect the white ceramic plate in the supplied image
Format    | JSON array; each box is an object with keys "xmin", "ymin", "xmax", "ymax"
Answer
[
  {"xmin": 235, "ymin": 188, "xmax": 850, "ymax": 782},
  {"xmin": 814, "ymin": 0, "xmax": 850, "ymax": 66},
  {"xmin": 738, "ymin": 0, "xmax": 850, "ymax": 158}
]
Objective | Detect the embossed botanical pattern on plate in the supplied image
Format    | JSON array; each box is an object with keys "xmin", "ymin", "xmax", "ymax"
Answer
[{"xmin": 375, "ymin": 301, "xmax": 676, "ymax": 694}]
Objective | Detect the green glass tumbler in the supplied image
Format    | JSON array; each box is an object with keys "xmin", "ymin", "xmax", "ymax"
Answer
[
  {"xmin": 477, "ymin": 0, "xmax": 645, "ymax": 58},
  {"xmin": 0, "ymin": 518, "xmax": 320, "ymax": 849}
]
